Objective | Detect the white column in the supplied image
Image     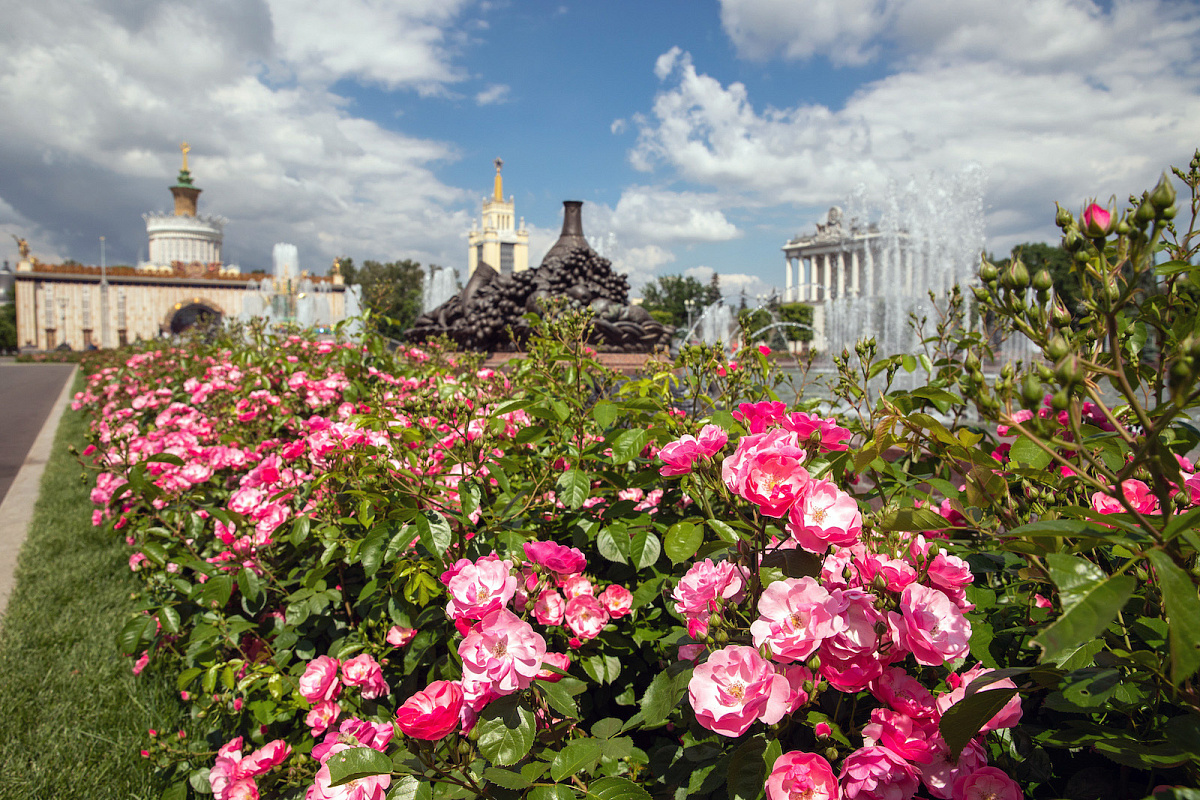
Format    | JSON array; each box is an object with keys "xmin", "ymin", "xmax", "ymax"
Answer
[
  {"xmin": 823, "ymin": 254, "xmax": 832, "ymax": 301},
  {"xmin": 785, "ymin": 256, "xmax": 794, "ymax": 302},
  {"xmin": 851, "ymin": 249, "xmax": 860, "ymax": 297},
  {"xmin": 836, "ymin": 252, "xmax": 845, "ymax": 299},
  {"xmin": 865, "ymin": 244, "xmax": 875, "ymax": 299}
]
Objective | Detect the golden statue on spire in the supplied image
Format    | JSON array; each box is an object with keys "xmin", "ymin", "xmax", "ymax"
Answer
[
  {"xmin": 493, "ymin": 157, "xmax": 504, "ymax": 201},
  {"xmin": 181, "ymin": 142, "xmax": 191, "ymax": 172}
]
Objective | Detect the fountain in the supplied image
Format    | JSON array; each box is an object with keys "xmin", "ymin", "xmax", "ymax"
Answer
[{"xmin": 423, "ymin": 265, "xmax": 459, "ymax": 313}]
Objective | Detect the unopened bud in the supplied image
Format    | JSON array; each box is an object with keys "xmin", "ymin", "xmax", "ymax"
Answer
[
  {"xmin": 971, "ymin": 285, "xmax": 990, "ymax": 302},
  {"xmin": 1151, "ymin": 171, "xmax": 1177, "ymax": 210},
  {"xmin": 1135, "ymin": 197, "xmax": 1156, "ymax": 224},
  {"xmin": 806, "ymin": 654, "xmax": 821, "ymax": 672},
  {"xmin": 1003, "ymin": 259, "xmax": 1030, "ymax": 290},
  {"xmin": 1032, "ymin": 269, "xmax": 1053, "ymax": 292},
  {"xmin": 1055, "ymin": 203, "xmax": 1073, "ymax": 229},
  {"xmin": 825, "ymin": 747, "xmax": 840, "ymax": 762},
  {"xmin": 1056, "ymin": 354, "xmax": 1082, "ymax": 386},
  {"xmin": 1051, "ymin": 297, "xmax": 1073, "ymax": 327},
  {"xmin": 979, "ymin": 259, "xmax": 999, "ymax": 283},
  {"xmin": 1045, "ymin": 335, "xmax": 1069, "ymax": 361},
  {"xmin": 1051, "ymin": 388, "xmax": 1070, "ymax": 411},
  {"xmin": 965, "ymin": 352, "xmax": 981, "ymax": 372},
  {"xmin": 1062, "ymin": 230, "xmax": 1083, "ymax": 252},
  {"xmin": 1021, "ymin": 373, "xmax": 1044, "ymax": 409}
]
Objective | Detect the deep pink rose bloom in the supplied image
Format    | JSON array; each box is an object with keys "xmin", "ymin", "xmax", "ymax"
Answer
[
  {"xmin": 533, "ymin": 589, "xmax": 566, "ymax": 626},
  {"xmin": 1091, "ymin": 479, "xmax": 1159, "ymax": 515},
  {"xmin": 386, "ymin": 626, "xmax": 417, "ymax": 647},
  {"xmin": 459, "ymin": 608, "xmax": 547, "ymax": 698},
  {"xmin": 782, "ymin": 411, "xmax": 852, "ymax": 452},
  {"xmin": 688, "ymin": 645, "xmax": 790, "ymax": 737},
  {"xmin": 734, "ymin": 401, "xmax": 788, "ymax": 433},
  {"xmin": 750, "ymin": 576, "xmax": 842, "ymax": 663},
  {"xmin": 210, "ymin": 737, "xmax": 292, "ymax": 800},
  {"xmin": 565, "ymin": 594, "xmax": 610, "ymax": 640},
  {"xmin": 673, "ymin": 559, "xmax": 749, "ymax": 631},
  {"xmin": 341, "ymin": 654, "xmax": 389, "ymax": 700},
  {"xmin": 722, "ymin": 429, "xmax": 805, "ymax": 498},
  {"xmin": 299, "ymin": 656, "xmax": 341, "ymax": 703},
  {"xmin": 820, "ymin": 589, "xmax": 889, "ymax": 692},
  {"xmin": 925, "ymin": 553, "xmax": 973, "ymax": 606},
  {"xmin": 862, "ymin": 707, "xmax": 937, "ymax": 764},
  {"xmin": 659, "ymin": 424, "xmax": 728, "ymax": 476},
  {"xmin": 839, "ymin": 746, "xmax": 920, "ymax": 800},
  {"xmin": 395, "ymin": 680, "xmax": 463, "ymax": 740},
  {"xmin": 598, "ymin": 584, "xmax": 633, "ymax": 618},
  {"xmin": 787, "ymin": 479, "xmax": 861, "ymax": 553},
  {"xmin": 766, "ymin": 751, "xmax": 839, "ymax": 800},
  {"xmin": 936, "ymin": 666, "xmax": 1022, "ymax": 733},
  {"xmin": 920, "ymin": 737, "xmax": 986, "ymax": 799},
  {"xmin": 444, "ymin": 555, "xmax": 517, "ymax": 620},
  {"xmin": 524, "ymin": 541, "xmax": 587, "ymax": 576},
  {"xmin": 898, "ymin": 583, "xmax": 971, "ymax": 666},
  {"xmin": 537, "ymin": 652, "xmax": 571, "ymax": 681},
  {"xmin": 306, "ymin": 701, "xmax": 341, "ymax": 735},
  {"xmin": 239, "ymin": 739, "xmax": 292, "ymax": 776},
  {"xmin": 313, "ymin": 718, "xmax": 393, "ymax": 762},
  {"xmin": 952, "ymin": 767, "xmax": 1022, "ymax": 800},
  {"xmin": 871, "ymin": 667, "xmax": 937, "ymax": 719}
]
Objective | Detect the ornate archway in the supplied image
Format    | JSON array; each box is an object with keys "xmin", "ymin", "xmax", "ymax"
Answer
[{"xmin": 164, "ymin": 298, "xmax": 225, "ymax": 334}]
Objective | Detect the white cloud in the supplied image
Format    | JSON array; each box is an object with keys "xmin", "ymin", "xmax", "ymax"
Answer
[
  {"xmin": 610, "ymin": 187, "xmax": 740, "ymax": 243},
  {"xmin": 684, "ymin": 265, "xmax": 776, "ymax": 304},
  {"xmin": 475, "ymin": 84, "xmax": 510, "ymax": 105},
  {"xmin": 631, "ymin": 1, "xmax": 1200, "ymax": 253}
]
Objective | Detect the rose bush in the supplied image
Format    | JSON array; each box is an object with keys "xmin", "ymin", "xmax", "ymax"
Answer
[{"xmin": 73, "ymin": 154, "xmax": 1200, "ymax": 800}]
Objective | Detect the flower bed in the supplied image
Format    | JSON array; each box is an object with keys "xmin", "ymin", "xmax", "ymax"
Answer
[{"xmin": 74, "ymin": 160, "xmax": 1200, "ymax": 800}]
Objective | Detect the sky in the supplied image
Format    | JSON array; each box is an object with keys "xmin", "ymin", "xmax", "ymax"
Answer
[{"xmin": 2, "ymin": 0, "xmax": 1199, "ymax": 301}]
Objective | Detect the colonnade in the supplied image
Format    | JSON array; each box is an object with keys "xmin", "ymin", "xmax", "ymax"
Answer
[{"xmin": 782, "ymin": 239, "xmax": 914, "ymax": 304}]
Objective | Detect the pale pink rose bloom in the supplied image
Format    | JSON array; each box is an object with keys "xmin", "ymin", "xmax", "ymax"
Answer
[
  {"xmin": 952, "ymin": 767, "xmax": 1023, "ymax": 800},
  {"xmin": 313, "ymin": 718, "xmax": 394, "ymax": 762},
  {"xmin": 688, "ymin": 645, "xmax": 791, "ymax": 737},
  {"xmin": 722, "ymin": 429, "xmax": 805, "ymax": 497},
  {"xmin": 658, "ymin": 425, "xmax": 728, "ymax": 476},
  {"xmin": 537, "ymin": 652, "xmax": 571, "ymax": 682},
  {"xmin": 306, "ymin": 700, "xmax": 341, "ymax": 736},
  {"xmin": 459, "ymin": 608, "xmax": 547, "ymax": 698},
  {"xmin": 560, "ymin": 574, "xmax": 594, "ymax": 600},
  {"xmin": 672, "ymin": 559, "xmax": 750, "ymax": 620},
  {"xmin": 870, "ymin": 667, "xmax": 937, "ymax": 719},
  {"xmin": 598, "ymin": 584, "xmax": 633, "ymax": 618},
  {"xmin": 1091, "ymin": 479, "xmax": 1159, "ymax": 515},
  {"xmin": 565, "ymin": 594, "xmax": 610, "ymax": 640},
  {"xmin": 239, "ymin": 739, "xmax": 292, "ymax": 776},
  {"xmin": 128, "ymin": 552, "xmax": 147, "ymax": 571},
  {"xmin": 209, "ymin": 737, "xmax": 246, "ymax": 800},
  {"xmin": 781, "ymin": 411, "xmax": 852, "ymax": 452},
  {"xmin": 788, "ymin": 480, "xmax": 862, "ymax": 553},
  {"xmin": 921, "ymin": 738, "xmax": 986, "ymax": 799},
  {"xmin": 936, "ymin": 666, "xmax": 1022, "ymax": 733},
  {"xmin": 307, "ymin": 760, "xmax": 390, "ymax": 800},
  {"xmin": 750, "ymin": 577, "xmax": 843, "ymax": 663},
  {"xmin": 226, "ymin": 780, "xmax": 259, "ymax": 800},
  {"xmin": 733, "ymin": 401, "xmax": 788, "ymax": 434},
  {"xmin": 898, "ymin": 583, "xmax": 971, "ymax": 666},
  {"xmin": 299, "ymin": 655, "xmax": 341, "ymax": 703},
  {"xmin": 444, "ymin": 556, "xmax": 517, "ymax": 620},
  {"xmin": 819, "ymin": 589, "xmax": 890, "ymax": 692},
  {"xmin": 995, "ymin": 408, "xmax": 1033, "ymax": 436},
  {"xmin": 740, "ymin": 451, "xmax": 811, "ymax": 518},
  {"xmin": 839, "ymin": 745, "xmax": 920, "ymax": 800},
  {"xmin": 386, "ymin": 626, "xmax": 417, "ymax": 647},
  {"xmin": 533, "ymin": 590, "xmax": 567, "ymax": 626},
  {"xmin": 862, "ymin": 707, "xmax": 937, "ymax": 764},
  {"xmin": 523, "ymin": 541, "xmax": 587, "ymax": 576},
  {"xmin": 765, "ymin": 751, "xmax": 839, "ymax": 800},
  {"xmin": 341, "ymin": 654, "xmax": 389, "ymax": 700},
  {"xmin": 855, "ymin": 553, "xmax": 917, "ymax": 593}
]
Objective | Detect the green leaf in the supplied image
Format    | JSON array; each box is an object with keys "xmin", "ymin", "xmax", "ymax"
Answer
[
  {"xmin": 597, "ymin": 525, "xmax": 630, "ymax": 565},
  {"xmin": 938, "ymin": 688, "xmax": 1019, "ymax": 758},
  {"xmin": 388, "ymin": 775, "xmax": 432, "ymax": 800},
  {"xmin": 537, "ymin": 678, "xmax": 580, "ymax": 719},
  {"xmin": 1009, "ymin": 436, "xmax": 1053, "ymax": 470},
  {"xmin": 326, "ymin": 747, "xmax": 393, "ymax": 787},
  {"xmin": 200, "ymin": 574, "xmax": 233, "ymax": 609},
  {"xmin": 118, "ymin": 614, "xmax": 157, "ymax": 655},
  {"xmin": 158, "ymin": 605, "xmax": 181, "ymax": 636},
  {"xmin": 629, "ymin": 530, "xmax": 661, "ymax": 570},
  {"xmin": 726, "ymin": 735, "xmax": 768, "ymax": 800},
  {"xmin": 708, "ymin": 519, "xmax": 739, "ymax": 544},
  {"xmin": 1156, "ymin": 259, "xmax": 1196, "ymax": 277},
  {"xmin": 528, "ymin": 787, "xmax": 575, "ymax": 800},
  {"xmin": 414, "ymin": 510, "xmax": 452, "ymax": 557},
  {"xmin": 1033, "ymin": 563, "xmax": 1136, "ymax": 663},
  {"xmin": 584, "ymin": 777, "xmax": 652, "ymax": 800},
  {"xmin": 582, "ymin": 654, "xmax": 621, "ymax": 685},
  {"xmin": 877, "ymin": 507, "xmax": 953, "ymax": 532},
  {"xmin": 551, "ymin": 739, "xmax": 605, "ymax": 782},
  {"xmin": 638, "ymin": 664, "xmax": 692, "ymax": 728},
  {"xmin": 556, "ymin": 469, "xmax": 591, "ymax": 511},
  {"xmin": 664, "ymin": 522, "xmax": 703, "ymax": 564},
  {"xmin": 611, "ymin": 429, "xmax": 650, "ymax": 465},
  {"xmin": 1147, "ymin": 549, "xmax": 1200, "ymax": 684},
  {"xmin": 592, "ymin": 400, "xmax": 619, "ymax": 429},
  {"xmin": 484, "ymin": 767, "xmax": 532, "ymax": 791},
  {"xmin": 476, "ymin": 695, "xmax": 535, "ymax": 766},
  {"xmin": 591, "ymin": 718, "xmax": 622, "ymax": 739}
]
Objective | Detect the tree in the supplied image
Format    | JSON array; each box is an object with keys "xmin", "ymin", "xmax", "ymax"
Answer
[
  {"xmin": 641, "ymin": 275, "xmax": 712, "ymax": 328},
  {"xmin": 0, "ymin": 303, "xmax": 14, "ymax": 352},
  {"xmin": 704, "ymin": 273, "xmax": 721, "ymax": 306},
  {"xmin": 338, "ymin": 256, "xmax": 425, "ymax": 338},
  {"xmin": 776, "ymin": 303, "xmax": 814, "ymax": 343},
  {"xmin": 992, "ymin": 243, "xmax": 1077, "ymax": 310}
]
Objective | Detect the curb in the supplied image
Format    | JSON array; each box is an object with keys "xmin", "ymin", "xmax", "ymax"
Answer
[{"xmin": 0, "ymin": 365, "xmax": 79, "ymax": 620}]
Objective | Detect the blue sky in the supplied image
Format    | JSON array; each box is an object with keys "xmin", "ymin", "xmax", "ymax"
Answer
[{"xmin": 2, "ymin": 0, "xmax": 1198, "ymax": 300}]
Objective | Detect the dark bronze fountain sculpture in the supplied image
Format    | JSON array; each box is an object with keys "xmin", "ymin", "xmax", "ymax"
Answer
[{"xmin": 407, "ymin": 201, "xmax": 673, "ymax": 352}]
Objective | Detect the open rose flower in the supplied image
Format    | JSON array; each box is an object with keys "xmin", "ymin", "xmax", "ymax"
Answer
[
  {"xmin": 658, "ymin": 424, "xmax": 728, "ymax": 476},
  {"xmin": 386, "ymin": 626, "xmax": 417, "ymax": 647},
  {"xmin": 444, "ymin": 555, "xmax": 517, "ymax": 620},
  {"xmin": 299, "ymin": 655, "xmax": 341, "ymax": 703},
  {"xmin": 750, "ymin": 576, "xmax": 843, "ymax": 663},
  {"xmin": 952, "ymin": 767, "xmax": 1023, "ymax": 800},
  {"xmin": 341, "ymin": 654, "xmax": 389, "ymax": 700},
  {"xmin": 839, "ymin": 746, "xmax": 919, "ymax": 800},
  {"xmin": 598, "ymin": 584, "xmax": 633, "ymax": 618},
  {"xmin": 523, "ymin": 541, "xmax": 587, "ymax": 576},
  {"xmin": 459, "ymin": 608, "xmax": 547, "ymax": 699},
  {"xmin": 787, "ymin": 479, "xmax": 862, "ymax": 553},
  {"xmin": 766, "ymin": 751, "xmax": 839, "ymax": 800},
  {"xmin": 896, "ymin": 583, "xmax": 971, "ymax": 666},
  {"xmin": 688, "ymin": 645, "xmax": 790, "ymax": 737},
  {"xmin": 395, "ymin": 680, "xmax": 463, "ymax": 740},
  {"xmin": 565, "ymin": 594, "xmax": 610, "ymax": 640},
  {"xmin": 533, "ymin": 589, "xmax": 566, "ymax": 626}
]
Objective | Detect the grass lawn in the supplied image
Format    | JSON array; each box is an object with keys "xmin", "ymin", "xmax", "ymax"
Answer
[{"xmin": 0, "ymin": 378, "xmax": 183, "ymax": 800}]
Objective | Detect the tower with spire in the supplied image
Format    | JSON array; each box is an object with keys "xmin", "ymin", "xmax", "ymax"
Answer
[
  {"xmin": 467, "ymin": 158, "xmax": 529, "ymax": 277},
  {"xmin": 140, "ymin": 143, "xmax": 228, "ymax": 272}
]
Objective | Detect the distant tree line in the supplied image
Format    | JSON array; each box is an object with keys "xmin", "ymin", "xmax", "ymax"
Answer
[{"xmin": 337, "ymin": 257, "xmax": 429, "ymax": 340}]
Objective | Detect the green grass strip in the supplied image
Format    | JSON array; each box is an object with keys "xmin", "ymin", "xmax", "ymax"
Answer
[{"xmin": 0, "ymin": 377, "xmax": 182, "ymax": 800}]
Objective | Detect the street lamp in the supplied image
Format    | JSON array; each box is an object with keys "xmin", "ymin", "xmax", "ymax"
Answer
[
  {"xmin": 684, "ymin": 298, "xmax": 697, "ymax": 340},
  {"xmin": 100, "ymin": 235, "xmax": 109, "ymax": 349}
]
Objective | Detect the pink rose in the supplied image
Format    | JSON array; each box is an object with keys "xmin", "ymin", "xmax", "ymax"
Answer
[
  {"xmin": 781, "ymin": 411, "xmax": 852, "ymax": 452},
  {"xmin": 839, "ymin": 746, "xmax": 920, "ymax": 800},
  {"xmin": 533, "ymin": 590, "xmax": 566, "ymax": 626},
  {"xmin": 1081, "ymin": 201, "xmax": 1113, "ymax": 236},
  {"xmin": 459, "ymin": 608, "xmax": 547, "ymax": 699},
  {"xmin": 537, "ymin": 652, "xmax": 571, "ymax": 682},
  {"xmin": 132, "ymin": 651, "xmax": 150, "ymax": 675},
  {"xmin": 341, "ymin": 654, "xmax": 389, "ymax": 700},
  {"xmin": 444, "ymin": 555, "xmax": 517, "ymax": 621},
  {"xmin": 560, "ymin": 574, "xmax": 594, "ymax": 600},
  {"xmin": 921, "ymin": 738, "xmax": 986, "ymax": 799},
  {"xmin": 598, "ymin": 584, "xmax": 633, "ymax": 618},
  {"xmin": 862, "ymin": 707, "xmax": 937, "ymax": 764},
  {"xmin": 897, "ymin": 583, "xmax": 971, "ymax": 666},
  {"xmin": 722, "ymin": 428, "xmax": 805, "ymax": 499},
  {"xmin": 313, "ymin": 718, "xmax": 393, "ymax": 762},
  {"xmin": 308, "ymin": 759, "xmax": 390, "ymax": 800},
  {"xmin": 1091, "ymin": 479, "xmax": 1159, "ymax": 515},
  {"xmin": 673, "ymin": 559, "xmax": 749, "ymax": 631},
  {"xmin": 787, "ymin": 479, "xmax": 862, "ymax": 553},
  {"xmin": 523, "ymin": 541, "xmax": 587, "ymax": 576},
  {"xmin": 299, "ymin": 655, "xmax": 341, "ymax": 703},
  {"xmin": 733, "ymin": 401, "xmax": 788, "ymax": 434},
  {"xmin": 395, "ymin": 680, "xmax": 463, "ymax": 740},
  {"xmin": 766, "ymin": 751, "xmax": 839, "ymax": 800},
  {"xmin": 750, "ymin": 576, "xmax": 842, "ymax": 663},
  {"xmin": 565, "ymin": 594, "xmax": 610, "ymax": 640},
  {"xmin": 306, "ymin": 700, "xmax": 341, "ymax": 735},
  {"xmin": 658, "ymin": 425, "xmax": 728, "ymax": 476},
  {"xmin": 778, "ymin": 664, "xmax": 815, "ymax": 713},
  {"xmin": 871, "ymin": 667, "xmax": 937, "ymax": 719},
  {"xmin": 952, "ymin": 767, "xmax": 1022, "ymax": 800},
  {"xmin": 238, "ymin": 739, "xmax": 292, "ymax": 776},
  {"xmin": 688, "ymin": 645, "xmax": 790, "ymax": 737},
  {"xmin": 741, "ymin": 451, "xmax": 811, "ymax": 518},
  {"xmin": 386, "ymin": 626, "xmax": 417, "ymax": 647},
  {"xmin": 936, "ymin": 666, "xmax": 1022, "ymax": 733}
]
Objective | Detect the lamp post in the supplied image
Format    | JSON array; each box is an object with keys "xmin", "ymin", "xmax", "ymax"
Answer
[
  {"xmin": 99, "ymin": 236, "xmax": 109, "ymax": 348},
  {"xmin": 684, "ymin": 298, "xmax": 697, "ymax": 342}
]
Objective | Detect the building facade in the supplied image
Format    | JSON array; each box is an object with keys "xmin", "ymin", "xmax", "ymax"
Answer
[{"xmin": 467, "ymin": 159, "xmax": 529, "ymax": 277}]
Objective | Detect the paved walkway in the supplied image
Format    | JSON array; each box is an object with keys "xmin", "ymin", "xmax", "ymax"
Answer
[{"xmin": 0, "ymin": 364, "xmax": 78, "ymax": 618}]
